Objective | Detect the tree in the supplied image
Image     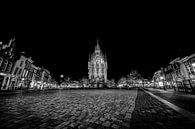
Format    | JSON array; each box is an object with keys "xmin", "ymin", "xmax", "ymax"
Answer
[
  {"xmin": 126, "ymin": 69, "xmax": 142, "ymax": 86},
  {"xmin": 63, "ymin": 77, "xmax": 71, "ymax": 84}
]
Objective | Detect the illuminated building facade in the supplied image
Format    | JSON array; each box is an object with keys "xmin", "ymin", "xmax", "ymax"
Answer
[
  {"xmin": 160, "ymin": 53, "xmax": 195, "ymax": 91},
  {"xmin": 0, "ymin": 39, "xmax": 15, "ymax": 90},
  {"xmin": 10, "ymin": 55, "xmax": 35, "ymax": 89},
  {"xmin": 153, "ymin": 70, "xmax": 165, "ymax": 88},
  {"xmin": 88, "ymin": 40, "xmax": 107, "ymax": 88}
]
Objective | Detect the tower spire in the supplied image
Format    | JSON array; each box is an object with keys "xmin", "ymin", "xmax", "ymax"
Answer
[
  {"xmin": 96, "ymin": 38, "xmax": 100, "ymax": 51},
  {"xmin": 95, "ymin": 38, "xmax": 101, "ymax": 54}
]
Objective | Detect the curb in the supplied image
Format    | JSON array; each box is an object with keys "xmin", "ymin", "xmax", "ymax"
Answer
[{"xmin": 143, "ymin": 89, "xmax": 195, "ymax": 122}]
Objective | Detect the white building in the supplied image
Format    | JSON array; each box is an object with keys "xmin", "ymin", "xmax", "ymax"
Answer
[
  {"xmin": 9, "ymin": 55, "xmax": 35, "ymax": 90},
  {"xmin": 0, "ymin": 39, "xmax": 15, "ymax": 90},
  {"xmin": 88, "ymin": 40, "xmax": 107, "ymax": 88}
]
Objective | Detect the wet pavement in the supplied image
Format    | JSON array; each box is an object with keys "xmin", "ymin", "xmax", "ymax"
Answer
[{"xmin": 0, "ymin": 89, "xmax": 194, "ymax": 129}]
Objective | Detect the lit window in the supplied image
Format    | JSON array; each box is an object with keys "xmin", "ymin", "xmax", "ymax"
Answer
[{"xmin": 192, "ymin": 63, "xmax": 195, "ymax": 67}]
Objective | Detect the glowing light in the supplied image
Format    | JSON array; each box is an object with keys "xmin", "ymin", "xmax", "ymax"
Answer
[
  {"xmin": 192, "ymin": 63, "xmax": 195, "ymax": 67},
  {"xmin": 60, "ymin": 74, "xmax": 64, "ymax": 78},
  {"xmin": 0, "ymin": 73, "xmax": 6, "ymax": 76},
  {"xmin": 159, "ymin": 82, "xmax": 163, "ymax": 87}
]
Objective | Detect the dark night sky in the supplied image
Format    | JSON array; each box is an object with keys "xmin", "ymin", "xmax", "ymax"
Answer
[{"xmin": 1, "ymin": 4, "xmax": 194, "ymax": 82}]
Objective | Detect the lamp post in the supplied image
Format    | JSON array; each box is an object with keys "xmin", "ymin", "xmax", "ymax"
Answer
[
  {"xmin": 160, "ymin": 76, "xmax": 166, "ymax": 90},
  {"xmin": 60, "ymin": 74, "xmax": 64, "ymax": 86}
]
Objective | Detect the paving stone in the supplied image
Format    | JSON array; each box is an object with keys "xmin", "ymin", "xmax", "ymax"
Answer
[
  {"xmin": 70, "ymin": 115, "xmax": 76, "ymax": 120},
  {"xmin": 54, "ymin": 121, "xmax": 70, "ymax": 129},
  {"xmin": 102, "ymin": 121, "xmax": 111, "ymax": 127},
  {"xmin": 116, "ymin": 114, "xmax": 123, "ymax": 120},
  {"xmin": 125, "ymin": 113, "xmax": 131, "ymax": 118},
  {"xmin": 130, "ymin": 89, "xmax": 195, "ymax": 129},
  {"xmin": 0, "ymin": 89, "xmax": 138, "ymax": 129},
  {"xmin": 78, "ymin": 124, "xmax": 85, "ymax": 129},
  {"xmin": 111, "ymin": 124, "xmax": 119, "ymax": 129},
  {"xmin": 155, "ymin": 121, "xmax": 164, "ymax": 126},
  {"xmin": 87, "ymin": 127, "xmax": 94, "ymax": 129},
  {"xmin": 151, "ymin": 109, "xmax": 156, "ymax": 113},
  {"xmin": 69, "ymin": 122, "xmax": 79, "ymax": 128},
  {"xmin": 39, "ymin": 123, "xmax": 48, "ymax": 128},
  {"xmin": 123, "ymin": 122, "xmax": 130, "ymax": 128},
  {"xmin": 100, "ymin": 117, "xmax": 106, "ymax": 122},
  {"xmin": 94, "ymin": 120, "xmax": 101, "ymax": 125}
]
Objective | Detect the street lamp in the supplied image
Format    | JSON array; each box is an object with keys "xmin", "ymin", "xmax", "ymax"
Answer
[
  {"xmin": 160, "ymin": 76, "xmax": 166, "ymax": 90},
  {"xmin": 60, "ymin": 74, "xmax": 64, "ymax": 84},
  {"xmin": 60, "ymin": 74, "xmax": 64, "ymax": 78}
]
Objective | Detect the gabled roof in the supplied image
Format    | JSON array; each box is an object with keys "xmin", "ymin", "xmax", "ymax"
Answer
[
  {"xmin": 169, "ymin": 57, "xmax": 180, "ymax": 64},
  {"xmin": 188, "ymin": 53, "xmax": 195, "ymax": 59},
  {"xmin": 177, "ymin": 56, "xmax": 189, "ymax": 63}
]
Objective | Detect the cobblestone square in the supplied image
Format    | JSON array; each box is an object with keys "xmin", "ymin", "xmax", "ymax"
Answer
[{"xmin": 0, "ymin": 89, "xmax": 137, "ymax": 129}]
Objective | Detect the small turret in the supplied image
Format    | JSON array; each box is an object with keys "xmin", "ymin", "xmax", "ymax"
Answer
[{"xmin": 95, "ymin": 39, "xmax": 101, "ymax": 54}]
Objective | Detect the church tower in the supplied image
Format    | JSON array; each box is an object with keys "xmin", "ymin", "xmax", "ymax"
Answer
[{"xmin": 88, "ymin": 39, "xmax": 107, "ymax": 88}]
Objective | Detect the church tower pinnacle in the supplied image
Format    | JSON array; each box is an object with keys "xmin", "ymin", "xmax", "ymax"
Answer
[
  {"xmin": 88, "ymin": 39, "xmax": 108, "ymax": 88},
  {"xmin": 95, "ymin": 39, "xmax": 101, "ymax": 54}
]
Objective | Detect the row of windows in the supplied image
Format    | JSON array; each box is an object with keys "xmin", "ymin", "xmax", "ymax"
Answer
[
  {"xmin": 91, "ymin": 63, "xmax": 105, "ymax": 67},
  {"xmin": 0, "ymin": 60, "xmax": 7, "ymax": 72},
  {"xmin": 0, "ymin": 58, "xmax": 12, "ymax": 73},
  {"xmin": 164, "ymin": 61, "xmax": 195, "ymax": 77},
  {"xmin": 184, "ymin": 62, "xmax": 190, "ymax": 66},
  {"xmin": 166, "ymin": 67, "xmax": 172, "ymax": 71},
  {"xmin": 185, "ymin": 64, "xmax": 195, "ymax": 75},
  {"xmin": 91, "ymin": 69, "xmax": 105, "ymax": 72},
  {"xmin": 5, "ymin": 62, "xmax": 12, "ymax": 73},
  {"xmin": 13, "ymin": 67, "xmax": 22, "ymax": 76}
]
